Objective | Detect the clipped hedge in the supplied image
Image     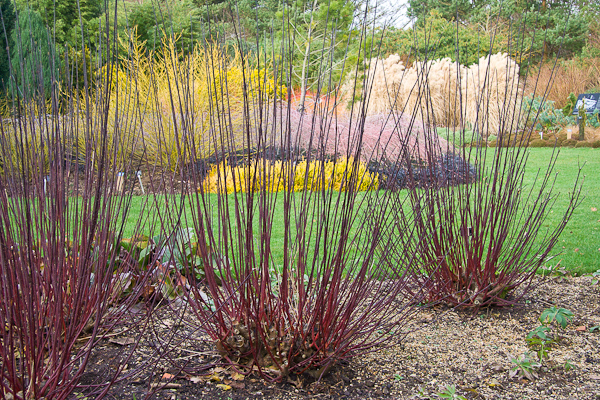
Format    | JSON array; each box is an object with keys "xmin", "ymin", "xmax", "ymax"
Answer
[
  {"xmin": 529, "ymin": 139, "xmax": 550, "ymax": 147},
  {"xmin": 575, "ymin": 141, "xmax": 592, "ymax": 148},
  {"xmin": 561, "ymin": 139, "xmax": 578, "ymax": 147}
]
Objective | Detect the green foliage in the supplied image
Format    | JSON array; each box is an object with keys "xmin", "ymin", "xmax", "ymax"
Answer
[
  {"xmin": 119, "ymin": 227, "xmax": 221, "ymax": 300},
  {"xmin": 408, "ymin": 0, "xmax": 482, "ymax": 23},
  {"xmin": 562, "ymin": 92, "xmax": 578, "ymax": 116},
  {"xmin": 0, "ymin": 0, "xmax": 16, "ymax": 87},
  {"xmin": 564, "ymin": 359, "xmax": 576, "ymax": 371},
  {"xmin": 523, "ymin": 96, "xmax": 576, "ymax": 132},
  {"xmin": 17, "ymin": 0, "xmax": 102, "ymax": 48},
  {"xmin": 526, "ymin": 325, "xmax": 552, "ymax": 360},
  {"xmin": 436, "ymin": 385, "xmax": 467, "ymax": 400},
  {"xmin": 371, "ymin": 11, "xmax": 505, "ymax": 66},
  {"xmin": 11, "ymin": 8, "xmax": 56, "ymax": 98},
  {"xmin": 192, "ymin": 0, "xmax": 281, "ymax": 38},
  {"xmin": 539, "ymin": 306, "xmax": 574, "ymax": 329},
  {"xmin": 587, "ymin": 110, "xmax": 600, "ymax": 128},
  {"xmin": 272, "ymin": 0, "xmax": 356, "ymax": 92},
  {"xmin": 408, "ymin": 0, "xmax": 593, "ymax": 60},
  {"xmin": 592, "ymin": 269, "xmax": 600, "ymax": 285},
  {"xmin": 124, "ymin": 0, "xmax": 202, "ymax": 52},
  {"xmin": 540, "ymin": 262, "xmax": 570, "ymax": 281},
  {"xmin": 510, "ymin": 352, "xmax": 541, "ymax": 380},
  {"xmin": 525, "ymin": 307, "xmax": 573, "ymax": 362}
]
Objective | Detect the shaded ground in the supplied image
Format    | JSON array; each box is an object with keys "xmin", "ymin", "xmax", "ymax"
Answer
[{"xmin": 81, "ymin": 275, "xmax": 600, "ymax": 399}]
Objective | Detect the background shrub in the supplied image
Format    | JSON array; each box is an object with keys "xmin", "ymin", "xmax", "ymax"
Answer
[
  {"xmin": 529, "ymin": 139, "xmax": 550, "ymax": 147},
  {"xmin": 562, "ymin": 139, "xmax": 578, "ymax": 147},
  {"xmin": 575, "ymin": 141, "xmax": 592, "ymax": 148},
  {"xmin": 524, "ymin": 58, "xmax": 600, "ymax": 108},
  {"xmin": 201, "ymin": 157, "xmax": 378, "ymax": 194}
]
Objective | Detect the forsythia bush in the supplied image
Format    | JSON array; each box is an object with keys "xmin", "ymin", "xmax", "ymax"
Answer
[
  {"xmin": 78, "ymin": 31, "xmax": 286, "ymax": 171},
  {"xmin": 201, "ymin": 158, "xmax": 378, "ymax": 193}
]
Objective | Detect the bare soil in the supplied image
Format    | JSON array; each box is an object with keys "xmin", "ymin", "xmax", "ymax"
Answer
[{"xmin": 82, "ymin": 275, "xmax": 600, "ymax": 400}]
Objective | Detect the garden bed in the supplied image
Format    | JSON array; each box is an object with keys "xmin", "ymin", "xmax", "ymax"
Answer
[{"xmin": 82, "ymin": 275, "xmax": 600, "ymax": 400}]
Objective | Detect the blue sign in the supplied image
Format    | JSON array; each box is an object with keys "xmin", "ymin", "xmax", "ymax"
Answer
[{"xmin": 573, "ymin": 93, "xmax": 600, "ymax": 115}]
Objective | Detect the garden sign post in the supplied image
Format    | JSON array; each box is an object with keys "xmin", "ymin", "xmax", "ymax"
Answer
[{"xmin": 573, "ymin": 93, "xmax": 600, "ymax": 141}]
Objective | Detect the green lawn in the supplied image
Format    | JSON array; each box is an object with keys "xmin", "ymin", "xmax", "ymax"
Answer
[
  {"xmin": 521, "ymin": 148, "xmax": 600, "ymax": 275},
  {"xmin": 121, "ymin": 148, "xmax": 600, "ymax": 275}
]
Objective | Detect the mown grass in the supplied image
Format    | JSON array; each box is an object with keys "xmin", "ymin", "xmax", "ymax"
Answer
[
  {"xmin": 121, "ymin": 148, "xmax": 599, "ymax": 275},
  {"xmin": 521, "ymin": 148, "xmax": 599, "ymax": 275}
]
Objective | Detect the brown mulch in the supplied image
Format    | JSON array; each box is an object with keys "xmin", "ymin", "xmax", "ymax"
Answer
[{"xmin": 82, "ymin": 275, "xmax": 600, "ymax": 400}]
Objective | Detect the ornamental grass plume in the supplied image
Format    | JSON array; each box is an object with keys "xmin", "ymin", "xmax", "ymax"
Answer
[
  {"xmin": 400, "ymin": 57, "xmax": 464, "ymax": 128},
  {"xmin": 341, "ymin": 54, "xmax": 406, "ymax": 115},
  {"xmin": 344, "ymin": 52, "xmax": 521, "ymax": 137},
  {"xmin": 461, "ymin": 53, "xmax": 522, "ymax": 138}
]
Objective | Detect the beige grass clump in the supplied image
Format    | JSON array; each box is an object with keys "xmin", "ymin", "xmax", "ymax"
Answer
[
  {"xmin": 400, "ymin": 58, "xmax": 464, "ymax": 127},
  {"xmin": 342, "ymin": 54, "xmax": 406, "ymax": 115},
  {"xmin": 524, "ymin": 58, "xmax": 600, "ymax": 108},
  {"xmin": 345, "ymin": 53, "xmax": 522, "ymax": 137},
  {"xmin": 461, "ymin": 53, "xmax": 521, "ymax": 137}
]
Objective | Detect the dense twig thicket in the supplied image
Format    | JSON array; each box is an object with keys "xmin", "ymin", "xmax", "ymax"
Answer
[
  {"xmin": 0, "ymin": 6, "xmax": 166, "ymax": 399},
  {"xmin": 156, "ymin": 15, "xmax": 428, "ymax": 382},
  {"xmin": 0, "ymin": 0, "xmax": 585, "ymax": 397},
  {"xmin": 378, "ymin": 31, "xmax": 583, "ymax": 308}
]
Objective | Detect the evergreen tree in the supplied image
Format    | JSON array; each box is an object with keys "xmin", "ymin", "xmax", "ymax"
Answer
[
  {"xmin": 406, "ymin": 0, "xmax": 592, "ymax": 59},
  {"xmin": 17, "ymin": 0, "xmax": 102, "ymax": 48},
  {"xmin": 0, "ymin": 0, "xmax": 16, "ymax": 88},
  {"xmin": 11, "ymin": 8, "xmax": 56, "ymax": 97}
]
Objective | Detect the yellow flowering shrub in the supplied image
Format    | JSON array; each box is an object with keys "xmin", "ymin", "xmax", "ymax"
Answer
[
  {"xmin": 201, "ymin": 157, "xmax": 378, "ymax": 193},
  {"xmin": 76, "ymin": 30, "xmax": 286, "ymax": 171}
]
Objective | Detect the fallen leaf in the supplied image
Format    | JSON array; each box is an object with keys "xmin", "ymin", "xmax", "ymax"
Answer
[
  {"xmin": 216, "ymin": 384, "xmax": 232, "ymax": 391},
  {"xmin": 209, "ymin": 374, "xmax": 221, "ymax": 382},
  {"xmin": 487, "ymin": 378, "xmax": 502, "ymax": 388},
  {"xmin": 108, "ymin": 337, "xmax": 136, "ymax": 346},
  {"xmin": 592, "ymin": 207, "xmax": 597, "ymax": 212},
  {"xmin": 230, "ymin": 372, "xmax": 245, "ymax": 381},
  {"xmin": 189, "ymin": 376, "xmax": 204, "ymax": 384},
  {"xmin": 162, "ymin": 373, "xmax": 175, "ymax": 380},
  {"xmin": 574, "ymin": 248, "xmax": 579, "ymax": 252},
  {"xmin": 576, "ymin": 326, "xmax": 586, "ymax": 332}
]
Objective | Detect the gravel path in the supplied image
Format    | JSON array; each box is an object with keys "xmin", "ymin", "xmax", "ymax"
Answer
[{"xmin": 88, "ymin": 275, "xmax": 600, "ymax": 399}]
